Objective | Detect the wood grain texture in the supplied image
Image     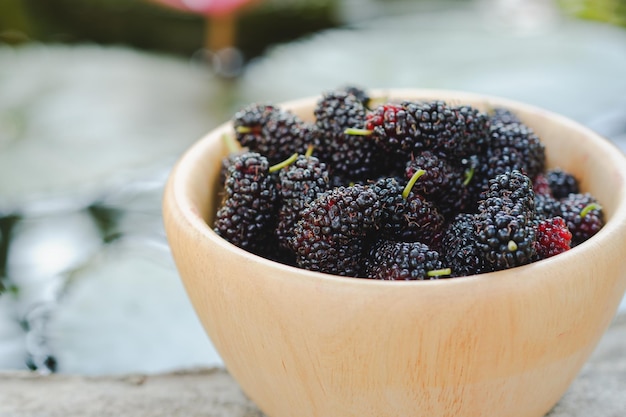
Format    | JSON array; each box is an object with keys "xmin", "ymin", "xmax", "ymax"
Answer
[{"xmin": 163, "ymin": 90, "xmax": 626, "ymax": 417}]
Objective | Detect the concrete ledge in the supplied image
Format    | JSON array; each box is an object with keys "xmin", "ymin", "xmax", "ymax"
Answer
[
  {"xmin": 0, "ymin": 368, "xmax": 264, "ymax": 417},
  {"xmin": 1, "ymin": 315, "xmax": 624, "ymax": 417}
]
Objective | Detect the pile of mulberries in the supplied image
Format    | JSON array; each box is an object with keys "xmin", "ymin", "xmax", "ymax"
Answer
[{"xmin": 213, "ymin": 87, "xmax": 605, "ymax": 280}]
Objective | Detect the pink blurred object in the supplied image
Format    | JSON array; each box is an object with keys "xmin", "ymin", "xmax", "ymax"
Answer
[
  {"xmin": 146, "ymin": 0, "xmax": 257, "ymax": 77},
  {"xmin": 149, "ymin": 0, "xmax": 258, "ymax": 16}
]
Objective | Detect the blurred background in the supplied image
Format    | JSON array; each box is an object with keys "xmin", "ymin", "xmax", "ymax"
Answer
[{"xmin": 1, "ymin": 0, "xmax": 626, "ymax": 375}]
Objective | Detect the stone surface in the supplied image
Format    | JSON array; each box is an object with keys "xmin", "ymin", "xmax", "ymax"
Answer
[
  {"xmin": 0, "ymin": 316, "xmax": 624, "ymax": 417},
  {"xmin": 0, "ymin": 369, "xmax": 263, "ymax": 417}
]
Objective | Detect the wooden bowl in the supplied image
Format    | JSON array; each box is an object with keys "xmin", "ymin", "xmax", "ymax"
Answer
[{"xmin": 163, "ymin": 89, "xmax": 626, "ymax": 417}]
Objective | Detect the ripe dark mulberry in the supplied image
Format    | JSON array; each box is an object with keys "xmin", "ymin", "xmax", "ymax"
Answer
[
  {"xmin": 475, "ymin": 171, "xmax": 537, "ymax": 270},
  {"xmin": 405, "ymin": 150, "xmax": 470, "ymax": 218},
  {"xmin": 558, "ymin": 193, "xmax": 604, "ymax": 246},
  {"xmin": 214, "ymin": 152, "xmax": 278, "ymax": 256},
  {"xmin": 488, "ymin": 121, "xmax": 546, "ymax": 178},
  {"xmin": 365, "ymin": 240, "xmax": 446, "ymax": 280},
  {"xmin": 366, "ymin": 103, "xmax": 418, "ymax": 156},
  {"xmin": 546, "ymin": 168, "xmax": 579, "ymax": 199},
  {"xmin": 535, "ymin": 193, "xmax": 561, "ymax": 220},
  {"xmin": 372, "ymin": 177, "xmax": 445, "ymax": 245},
  {"xmin": 490, "ymin": 107, "xmax": 521, "ymax": 125},
  {"xmin": 482, "ymin": 169, "xmax": 536, "ymax": 214},
  {"xmin": 342, "ymin": 85, "xmax": 371, "ymax": 108},
  {"xmin": 532, "ymin": 173, "xmax": 552, "ymax": 197},
  {"xmin": 288, "ymin": 184, "xmax": 382, "ymax": 276},
  {"xmin": 276, "ymin": 155, "xmax": 330, "ymax": 249},
  {"xmin": 403, "ymin": 100, "xmax": 489, "ymax": 158},
  {"xmin": 454, "ymin": 105, "xmax": 491, "ymax": 156},
  {"xmin": 441, "ymin": 213, "xmax": 492, "ymax": 277},
  {"xmin": 234, "ymin": 103, "xmax": 318, "ymax": 164},
  {"xmin": 315, "ymin": 91, "xmax": 378, "ymax": 182}
]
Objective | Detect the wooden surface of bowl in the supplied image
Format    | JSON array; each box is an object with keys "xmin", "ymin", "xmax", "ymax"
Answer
[{"xmin": 163, "ymin": 89, "xmax": 626, "ymax": 417}]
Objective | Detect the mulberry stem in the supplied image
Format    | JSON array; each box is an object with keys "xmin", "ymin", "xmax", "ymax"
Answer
[
  {"xmin": 235, "ymin": 126, "xmax": 253, "ymax": 133},
  {"xmin": 427, "ymin": 268, "xmax": 452, "ymax": 278},
  {"xmin": 580, "ymin": 203, "xmax": 602, "ymax": 218},
  {"xmin": 344, "ymin": 128, "xmax": 372, "ymax": 136},
  {"xmin": 402, "ymin": 169, "xmax": 426, "ymax": 199},
  {"xmin": 269, "ymin": 153, "xmax": 299, "ymax": 173},
  {"xmin": 463, "ymin": 166, "xmax": 475, "ymax": 186}
]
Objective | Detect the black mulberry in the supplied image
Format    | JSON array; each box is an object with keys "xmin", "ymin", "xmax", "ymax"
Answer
[
  {"xmin": 441, "ymin": 213, "xmax": 492, "ymax": 277},
  {"xmin": 365, "ymin": 240, "xmax": 447, "ymax": 280},
  {"xmin": 288, "ymin": 184, "xmax": 382, "ymax": 276},
  {"xmin": 234, "ymin": 103, "xmax": 318, "ymax": 164},
  {"xmin": 475, "ymin": 171, "xmax": 537, "ymax": 270},
  {"xmin": 558, "ymin": 193, "xmax": 604, "ymax": 246},
  {"xmin": 214, "ymin": 152, "xmax": 279, "ymax": 256},
  {"xmin": 372, "ymin": 177, "xmax": 445, "ymax": 245},
  {"xmin": 488, "ymin": 121, "xmax": 545, "ymax": 178},
  {"xmin": 405, "ymin": 150, "xmax": 470, "ymax": 218},
  {"xmin": 546, "ymin": 168, "xmax": 579, "ymax": 199},
  {"xmin": 276, "ymin": 155, "xmax": 330, "ymax": 249},
  {"xmin": 315, "ymin": 91, "xmax": 378, "ymax": 182}
]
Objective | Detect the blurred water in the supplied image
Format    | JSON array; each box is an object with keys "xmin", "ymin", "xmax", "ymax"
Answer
[
  {"xmin": 47, "ymin": 239, "xmax": 222, "ymax": 375},
  {"xmin": 0, "ymin": 44, "xmax": 229, "ymax": 373},
  {"xmin": 0, "ymin": 295, "xmax": 26, "ymax": 370},
  {"xmin": 0, "ymin": 44, "xmax": 226, "ymax": 214}
]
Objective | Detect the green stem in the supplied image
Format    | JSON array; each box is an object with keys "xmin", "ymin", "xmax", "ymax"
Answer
[
  {"xmin": 580, "ymin": 203, "xmax": 602, "ymax": 218},
  {"xmin": 305, "ymin": 144, "xmax": 314, "ymax": 158},
  {"xmin": 427, "ymin": 268, "xmax": 452, "ymax": 278},
  {"xmin": 235, "ymin": 126, "xmax": 253, "ymax": 134},
  {"xmin": 344, "ymin": 128, "xmax": 373, "ymax": 136},
  {"xmin": 269, "ymin": 153, "xmax": 299, "ymax": 173},
  {"xmin": 463, "ymin": 166, "xmax": 475, "ymax": 186},
  {"xmin": 402, "ymin": 169, "xmax": 426, "ymax": 199}
]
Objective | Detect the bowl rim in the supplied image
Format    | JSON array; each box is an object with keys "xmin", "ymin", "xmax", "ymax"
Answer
[{"xmin": 165, "ymin": 88, "xmax": 626, "ymax": 288}]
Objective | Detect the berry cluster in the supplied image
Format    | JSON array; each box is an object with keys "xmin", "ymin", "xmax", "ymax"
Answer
[{"xmin": 214, "ymin": 87, "xmax": 604, "ymax": 280}]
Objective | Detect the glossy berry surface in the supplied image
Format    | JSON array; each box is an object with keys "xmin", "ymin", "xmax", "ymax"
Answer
[
  {"xmin": 234, "ymin": 103, "xmax": 318, "ymax": 165},
  {"xmin": 441, "ymin": 213, "xmax": 492, "ymax": 277},
  {"xmin": 475, "ymin": 171, "xmax": 537, "ymax": 270},
  {"xmin": 546, "ymin": 168, "xmax": 580, "ymax": 199},
  {"xmin": 366, "ymin": 240, "xmax": 446, "ymax": 280},
  {"xmin": 212, "ymin": 91, "xmax": 605, "ymax": 280},
  {"xmin": 558, "ymin": 193, "xmax": 604, "ymax": 246},
  {"xmin": 214, "ymin": 152, "xmax": 278, "ymax": 256},
  {"xmin": 276, "ymin": 155, "xmax": 330, "ymax": 249},
  {"xmin": 288, "ymin": 184, "xmax": 382, "ymax": 276}
]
